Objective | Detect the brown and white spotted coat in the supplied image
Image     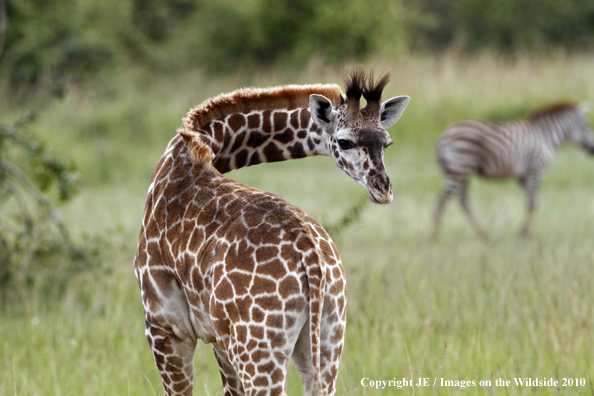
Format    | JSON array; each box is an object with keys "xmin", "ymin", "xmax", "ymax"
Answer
[{"xmin": 134, "ymin": 70, "xmax": 410, "ymax": 396}]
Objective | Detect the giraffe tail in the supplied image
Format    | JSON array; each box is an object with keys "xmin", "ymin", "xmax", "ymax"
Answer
[{"xmin": 302, "ymin": 242, "xmax": 328, "ymax": 396}]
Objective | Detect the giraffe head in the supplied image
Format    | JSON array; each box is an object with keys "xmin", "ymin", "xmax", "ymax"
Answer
[{"xmin": 309, "ymin": 69, "xmax": 409, "ymax": 204}]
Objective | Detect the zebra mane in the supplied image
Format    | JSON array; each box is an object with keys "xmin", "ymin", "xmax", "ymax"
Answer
[{"xmin": 528, "ymin": 101, "xmax": 580, "ymax": 121}]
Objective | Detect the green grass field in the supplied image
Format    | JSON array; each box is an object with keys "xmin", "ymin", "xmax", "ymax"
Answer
[{"xmin": 1, "ymin": 52, "xmax": 593, "ymax": 395}]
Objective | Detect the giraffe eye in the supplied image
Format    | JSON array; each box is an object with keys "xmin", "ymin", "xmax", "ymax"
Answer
[{"xmin": 337, "ymin": 139, "xmax": 355, "ymax": 150}]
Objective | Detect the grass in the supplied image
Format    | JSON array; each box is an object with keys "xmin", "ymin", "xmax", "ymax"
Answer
[{"xmin": 1, "ymin": 51, "xmax": 594, "ymax": 395}]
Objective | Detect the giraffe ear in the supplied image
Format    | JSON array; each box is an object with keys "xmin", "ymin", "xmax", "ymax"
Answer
[
  {"xmin": 309, "ymin": 94, "xmax": 338, "ymax": 133},
  {"xmin": 380, "ymin": 96, "xmax": 410, "ymax": 129}
]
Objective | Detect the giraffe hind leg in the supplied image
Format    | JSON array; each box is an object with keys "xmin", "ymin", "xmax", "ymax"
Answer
[
  {"xmin": 212, "ymin": 343, "xmax": 245, "ymax": 396},
  {"xmin": 145, "ymin": 320, "xmax": 197, "ymax": 396}
]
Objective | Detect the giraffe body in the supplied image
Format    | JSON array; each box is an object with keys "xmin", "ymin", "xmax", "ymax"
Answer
[{"xmin": 135, "ymin": 71, "xmax": 410, "ymax": 395}]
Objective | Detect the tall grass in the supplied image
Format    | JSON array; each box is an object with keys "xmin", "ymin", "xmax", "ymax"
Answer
[{"xmin": 1, "ymin": 51, "xmax": 593, "ymax": 395}]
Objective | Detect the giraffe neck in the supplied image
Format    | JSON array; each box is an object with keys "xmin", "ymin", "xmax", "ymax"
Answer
[{"xmin": 192, "ymin": 107, "xmax": 330, "ymax": 173}]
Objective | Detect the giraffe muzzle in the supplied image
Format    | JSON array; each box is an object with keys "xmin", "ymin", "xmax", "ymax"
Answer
[{"xmin": 367, "ymin": 177, "xmax": 393, "ymax": 204}]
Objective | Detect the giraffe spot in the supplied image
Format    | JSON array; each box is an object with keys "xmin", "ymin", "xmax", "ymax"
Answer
[
  {"xmin": 274, "ymin": 129, "xmax": 294, "ymax": 144},
  {"xmin": 337, "ymin": 296, "xmax": 345, "ymax": 315},
  {"xmin": 227, "ymin": 272, "xmax": 251, "ymax": 295},
  {"xmin": 262, "ymin": 141, "xmax": 284, "ymax": 162},
  {"xmin": 321, "ymin": 346, "xmax": 333, "ymax": 363},
  {"xmin": 247, "ymin": 113, "xmax": 260, "ymax": 129},
  {"xmin": 284, "ymin": 296, "xmax": 306, "ymax": 313},
  {"xmin": 169, "ymin": 370, "xmax": 186, "ymax": 382},
  {"xmin": 290, "ymin": 111, "xmax": 299, "ymax": 129},
  {"xmin": 231, "ymin": 131, "xmax": 246, "ymax": 153},
  {"xmin": 278, "ymin": 276, "xmax": 300, "ymax": 299},
  {"xmin": 247, "ymin": 339, "xmax": 258, "ymax": 351},
  {"xmin": 253, "ymin": 376, "xmax": 269, "ymax": 387},
  {"xmin": 285, "ymin": 314, "xmax": 296, "ymax": 328},
  {"xmin": 332, "ymin": 267, "xmax": 342, "ymax": 280},
  {"xmin": 300, "ymin": 108, "xmax": 311, "ymax": 129},
  {"xmin": 307, "ymin": 138, "xmax": 315, "ymax": 151},
  {"xmin": 214, "ymin": 156, "xmax": 231, "ymax": 173},
  {"xmin": 240, "ymin": 353, "xmax": 249, "ymax": 362},
  {"xmin": 262, "ymin": 110, "xmax": 273, "ymax": 132},
  {"xmin": 296, "ymin": 130, "xmax": 306, "ymax": 139},
  {"xmin": 224, "ymin": 241, "xmax": 255, "ymax": 272},
  {"xmin": 236, "ymin": 295, "xmax": 253, "ymax": 321},
  {"xmin": 259, "ymin": 361, "xmax": 275, "ymax": 373},
  {"xmin": 146, "ymin": 241, "xmax": 161, "ymax": 265},
  {"xmin": 304, "ymin": 251, "xmax": 320, "ymax": 266},
  {"xmin": 248, "ymin": 151, "xmax": 262, "ymax": 166},
  {"xmin": 288, "ymin": 142, "xmax": 306, "ymax": 159},
  {"xmin": 270, "ymin": 385, "xmax": 283, "ymax": 395},
  {"xmin": 271, "ymin": 368, "xmax": 284, "ymax": 384},
  {"xmin": 267, "ymin": 330, "xmax": 286, "ymax": 348},
  {"xmin": 247, "ymin": 131, "xmax": 269, "ymax": 148},
  {"xmin": 172, "ymin": 379, "xmax": 191, "ymax": 393},
  {"xmin": 249, "ymin": 276, "xmax": 277, "ymax": 295},
  {"xmin": 265, "ymin": 314, "xmax": 283, "ymax": 329},
  {"xmin": 295, "ymin": 235, "xmax": 315, "ymax": 253},
  {"xmin": 213, "ymin": 122, "xmax": 224, "ymax": 143},
  {"xmin": 255, "ymin": 246, "xmax": 279, "ymax": 263},
  {"xmin": 331, "ymin": 324, "xmax": 345, "ymax": 344},
  {"xmin": 255, "ymin": 295, "xmax": 282, "ymax": 311},
  {"xmin": 245, "ymin": 363, "xmax": 256, "ymax": 376},
  {"xmin": 224, "ymin": 301, "xmax": 240, "ymax": 323},
  {"xmin": 251, "ymin": 306, "xmax": 265, "ymax": 323},
  {"xmin": 235, "ymin": 324, "xmax": 248, "ymax": 344},
  {"xmin": 311, "ymin": 124, "xmax": 322, "ymax": 135},
  {"xmin": 153, "ymin": 336, "xmax": 172, "ymax": 355},
  {"xmin": 235, "ymin": 149, "xmax": 249, "ymax": 169},
  {"xmin": 322, "ymin": 297, "xmax": 337, "ymax": 321},
  {"xmin": 154, "ymin": 351, "xmax": 165, "ymax": 367},
  {"xmin": 329, "ymin": 279, "xmax": 345, "ymax": 295},
  {"xmin": 215, "ymin": 277, "xmax": 234, "ymax": 301},
  {"xmin": 258, "ymin": 260, "xmax": 287, "ymax": 280},
  {"xmin": 251, "ymin": 350, "xmax": 270, "ymax": 363},
  {"xmin": 249, "ymin": 325, "xmax": 265, "ymax": 340},
  {"xmin": 273, "ymin": 111, "xmax": 288, "ymax": 130},
  {"xmin": 228, "ymin": 114, "xmax": 246, "ymax": 132}
]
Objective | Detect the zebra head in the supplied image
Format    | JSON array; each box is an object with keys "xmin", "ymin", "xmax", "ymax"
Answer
[
  {"xmin": 309, "ymin": 69, "xmax": 410, "ymax": 204},
  {"xmin": 573, "ymin": 102, "xmax": 594, "ymax": 154}
]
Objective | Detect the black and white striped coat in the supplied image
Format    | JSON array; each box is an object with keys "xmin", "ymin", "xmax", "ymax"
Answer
[{"xmin": 433, "ymin": 102, "xmax": 594, "ymax": 238}]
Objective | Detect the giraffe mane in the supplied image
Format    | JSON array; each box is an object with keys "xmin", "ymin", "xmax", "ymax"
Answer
[
  {"xmin": 528, "ymin": 101, "xmax": 580, "ymax": 121},
  {"xmin": 178, "ymin": 84, "xmax": 344, "ymax": 164}
]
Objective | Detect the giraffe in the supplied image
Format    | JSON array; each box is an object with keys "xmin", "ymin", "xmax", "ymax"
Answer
[{"xmin": 134, "ymin": 70, "xmax": 410, "ymax": 396}]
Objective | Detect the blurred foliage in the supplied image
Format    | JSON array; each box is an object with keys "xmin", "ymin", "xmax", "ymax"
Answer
[
  {"xmin": 0, "ymin": 96, "xmax": 93, "ymax": 304},
  {"xmin": 408, "ymin": 0, "xmax": 594, "ymax": 52},
  {"xmin": 2, "ymin": 0, "xmax": 594, "ymax": 88}
]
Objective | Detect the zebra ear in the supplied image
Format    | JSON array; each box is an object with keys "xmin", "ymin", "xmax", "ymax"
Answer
[
  {"xmin": 310, "ymin": 94, "xmax": 338, "ymax": 133},
  {"xmin": 380, "ymin": 96, "xmax": 410, "ymax": 129}
]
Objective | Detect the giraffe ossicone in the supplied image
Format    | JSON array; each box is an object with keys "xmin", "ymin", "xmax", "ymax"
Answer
[{"xmin": 134, "ymin": 70, "xmax": 409, "ymax": 395}]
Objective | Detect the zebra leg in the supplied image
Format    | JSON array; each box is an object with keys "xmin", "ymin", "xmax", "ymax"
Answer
[
  {"xmin": 432, "ymin": 176, "xmax": 459, "ymax": 240},
  {"xmin": 519, "ymin": 174, "xmax": 540, "ymax": 236},
  {"xmin": 458, "ymin": 177, "xmax": 487, "ymax": 240}
]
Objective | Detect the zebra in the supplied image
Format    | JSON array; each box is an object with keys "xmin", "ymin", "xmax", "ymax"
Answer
[{"xmin": 432, "ymin": 101, "xmax": 594, "ymax": 239}]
